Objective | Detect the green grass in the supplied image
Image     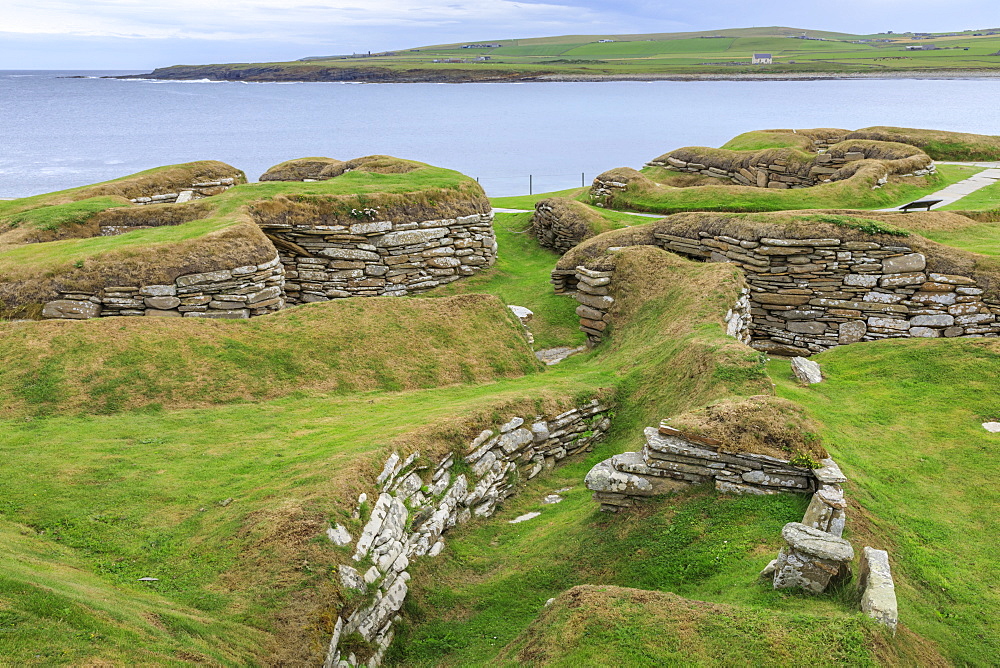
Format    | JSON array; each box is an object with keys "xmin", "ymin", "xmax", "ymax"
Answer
[
  {"xmin": 0, "ymin": 371, "xmax": 604, "ymax": 664},
  {"xmin": 770, "ymin": 338, "xmax": 1000, "ymax": 664},
  {"xmin": 2, "ymin": 197, "xmax": 129, "ymax": 232},
  {"xmin": 497, "ymin": 586, "xmax": 886, "ymax": 666},
  {"xmin": 0, "ymin": 295, "xmax": 540, "ymax": 417},
  {"xmin": 942, "ymin": 175, "xmax": 1000, "ymax": 210},
  {"xmin": 490, "ymin": 188, "xmax": 587, "ymax": 210},
  {"xmin": 424, "ymin": 213, "xmax": 584, "ymax": 349}
]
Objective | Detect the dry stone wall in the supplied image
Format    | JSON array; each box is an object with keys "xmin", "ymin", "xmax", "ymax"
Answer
[
  {"xmin": 41, "ymin": 255, "xmax": 285, "ymax": 320},
  {"xmin": 324, "ymin": 400, "xmax": 612, "ymax": 667},
  {"xmin": 646, "ymin": 143, "xmax": 933, "ymax": 190},
  {"xmin": 654, "ymin": 232, "xmax": 1000, "ymax": 356},
  {"xmin": 127, "ymin": 177, "xmax": 237, "ymax": 205},
  {"xmin": 260, "ymin": 213, "xmax": 497, "ymax": 303},
  {"xmin": 585, "ymin": 422, "xmax": 820, "ymax": 512},
  {"xmin": 530, "ymin": 199, "xmax": 603, "ymax": 254}
]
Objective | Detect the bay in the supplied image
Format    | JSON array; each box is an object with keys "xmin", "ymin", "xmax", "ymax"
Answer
[{"xmin": 1, "ymin": 70, "xmax": 999, "ymax": 198}]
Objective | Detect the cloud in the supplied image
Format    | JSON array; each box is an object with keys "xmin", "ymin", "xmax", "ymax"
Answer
[{"xmin": 2, "ymin": 0, "xmax": 616, "ymax": 41}]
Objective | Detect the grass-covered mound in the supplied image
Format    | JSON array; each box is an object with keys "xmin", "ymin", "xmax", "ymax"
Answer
[
  {"xmin": 720, "ymin": 128, "xmax": 849, "ymax": 152},
  {"xmin": 772, "ymin": 336, "xmax": 1000, "ymax": 664},
  {"xmin": 847, "ymin": 126, "xmax": 1000, "ymax": 161},
  {"xmin": 497, "ymin": 585, "xmax": 940, "ymax": 666},
  {"xmin": 0, "ymin": 157, "xmax": 489, "ymax": 318},
  {"xmin": 0, "ymin": 294, "xmax": 538, "ymax": 417},
  {"xmin": 667, "ymin": 395, "xmax": 827, "ymax": 462},
  {"xmin": 259, "ymin": 156, "xmax": 345, "ymax": 181},
  {"xmin": 591, "ymin": 126, "xmax": 994, "ymax": 214}
]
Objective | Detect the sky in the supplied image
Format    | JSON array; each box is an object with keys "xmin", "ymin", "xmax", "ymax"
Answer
[{"xmin": 1, "ymin": 0, "xmax": 998, "ymax": 70}]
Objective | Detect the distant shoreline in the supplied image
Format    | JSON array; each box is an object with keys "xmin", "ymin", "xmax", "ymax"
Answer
[{"xmin": 115, "ymin": 67, "xmax": 1000, "ymax": 84}]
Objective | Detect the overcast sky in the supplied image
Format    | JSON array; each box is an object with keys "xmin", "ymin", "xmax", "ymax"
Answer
[{"xmin": 2, "ymin": 0, "xmax": 998, "ymax": 70}]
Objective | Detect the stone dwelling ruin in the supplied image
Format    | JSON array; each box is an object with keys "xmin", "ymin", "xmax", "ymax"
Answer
[
  {"xmin": 0, "ymin": 156, "xmax": 497, "ymax": 321},
  {"xmin": 551, "ymin": 211, "xmax": 1000, "ymax": 356}
]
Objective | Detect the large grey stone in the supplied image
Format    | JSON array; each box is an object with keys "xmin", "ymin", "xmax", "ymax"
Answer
[
  {"xmin": 375, "ymin": 228, "xmax": 448, "ymax": 248},
  {"xmin": 838, "ymin": 320, "xmax": 867, "ymax": 344},
  {"xmin": 782, "ymin": 522, "xmax": 854, "ymax": 561},
  {"xmin": 316, "ymin": 247, "xmax": 381, "ymax": 262},
  {"xmin": 338, "ymin": 564, "xmax": 366, "ymax": 591},
  {"xmin": 859, "ymin": 547, "xmax": 898, "ymax": 633},
  {"xmin": 41, "ymin": 300, "xmax": 101, "ymax": 319},
  {"xmin": 144, "ymin": 296, "xmax": 181, "ymax": 310},
  {"xmin": 791, "ymin": 357, "xmax": 823, "ymax": 384},
  {"xmin": 175, "ymin": 269, "xmax": 232, "ymax": 287},
  {"xmin": 327, "ymin": 523, "xmax": 352, "ymax": 546},
  {"xmin": 882, "ymin": 253, "xmax": 925, "ymax": 274}
]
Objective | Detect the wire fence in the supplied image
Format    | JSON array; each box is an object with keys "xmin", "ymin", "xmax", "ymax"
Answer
[{"xmin": 473, "ymin": 172, "xmax": 591, "ymax": 197}]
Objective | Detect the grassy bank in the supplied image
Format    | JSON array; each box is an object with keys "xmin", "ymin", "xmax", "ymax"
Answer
[
  {"xmin": 0, "ymin": 295, "xmax": 539, "ymax": 418},
  {"xmin": 772, "ymin": 338, "xmax": 1000, "ymax": 664}
]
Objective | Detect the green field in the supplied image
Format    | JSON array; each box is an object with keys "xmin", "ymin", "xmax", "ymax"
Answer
[{"xmin": 139, "ymin": 27, "xmax": 1000, "ymax": 81}]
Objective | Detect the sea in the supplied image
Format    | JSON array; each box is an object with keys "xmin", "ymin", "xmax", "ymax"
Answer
[{"xmin": 2, "ymin": 70, "xmax": 1000, "ymax": 198}]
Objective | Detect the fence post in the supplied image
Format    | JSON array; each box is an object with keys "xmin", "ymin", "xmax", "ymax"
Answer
[{"xmin": 529, "ymin": 174, "xmax": 533, "ymax": 195}]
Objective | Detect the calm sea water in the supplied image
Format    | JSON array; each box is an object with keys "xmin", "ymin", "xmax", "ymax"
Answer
[{"xmin": 2, "ymin": 70, "xmax": 1000, "ymax": 198}]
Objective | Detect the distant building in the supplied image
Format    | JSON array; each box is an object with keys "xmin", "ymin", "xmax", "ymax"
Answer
[
  {"xmin": 752, "ymin": 53, "xmax": 773, "ymax": 64},
  {"xmin": 906, "ymin": 45, "xmax": 939, "ymax": 50},
  {"xmin": 461, "ymin": 43, "xmax": 502, "ymax": 49},
  {"xmin": 598, "ymin": 39, "xmax": 615, "ymax": 43}
]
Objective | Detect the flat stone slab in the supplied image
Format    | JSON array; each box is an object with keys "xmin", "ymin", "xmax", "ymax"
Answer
[
  {"xmin": 509, "ymin": 512, "xmax": 541, "ymax": 524},
  {"xmin": 983, "ymin": 422, "xmax": 1000, "ymax": 433},
  {"xmin": 535, "ymin": 345, "xmax": 587, "ymax": 366}
]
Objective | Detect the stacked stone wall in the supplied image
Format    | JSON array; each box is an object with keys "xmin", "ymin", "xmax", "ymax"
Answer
[
  {"xmin": 647, "ymin": 144, "xmax": 933, "ymax": 190},
  {"xmin": 127, "ymin": 177, "xmax": 237, "ymax": 205},
  {"xmin": 586, "ymin": 423, "xmax": 819, "ymax": 512},
  {"xmin": 572, "ymin": 267, "xmax": 614, "ymax": 346},
  {"xmin": 530, "ymin": 200, "xmax": 599, "ymax": 254},
  {"xmin": 41, "ymin": 255, "xmax": 285, "ymax": 320},
  {"xmin": 261, "ymin": 213, "xmax": 497, "ymax": 303},
  {"xmin": 654, "ymin": 232, "xmax": 1000, "ymax": 355},
  {"xmin": 323, "ymin": 400, "xmax": 611, "ymax": 667}
]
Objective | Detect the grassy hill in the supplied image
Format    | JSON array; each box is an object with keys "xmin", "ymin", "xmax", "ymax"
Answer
[{"xmin": 133, "ymin": 27, "xmax": 1000, "ymax": 82}]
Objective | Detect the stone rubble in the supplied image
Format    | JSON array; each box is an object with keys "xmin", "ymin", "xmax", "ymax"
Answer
[
  {"xmin": 324, "ymin": 400, "xmax": 611, "ymax": 667},
  {"xmin": 128, "ymin": 177, "xmax": 237, "ymax": 206}
]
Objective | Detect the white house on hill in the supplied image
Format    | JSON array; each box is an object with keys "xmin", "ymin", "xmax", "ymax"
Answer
[{"xmin": 752, "ymin": 53, "xmax": 773, "ymax": 64}]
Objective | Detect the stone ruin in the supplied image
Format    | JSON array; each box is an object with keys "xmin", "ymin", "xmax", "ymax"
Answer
[
  {"xmin": 17, "ymin": 157, "xmax": 499, "ymax": 321},
  {"xmin": 587, "ymin": 418, "xmax": 897, "ymax": 629},
  {"xmin": 550, "ymin": 215, "xmax": 999, "ymax": 356},
  {"xmin": 323, "ymin": 400, "xmax": 612, "ymax": 667}
]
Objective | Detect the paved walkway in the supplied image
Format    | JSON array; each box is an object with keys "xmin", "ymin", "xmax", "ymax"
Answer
[{"xmin": 880, "ymin": 164, "xmax": 1000, "ymax": 211}]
